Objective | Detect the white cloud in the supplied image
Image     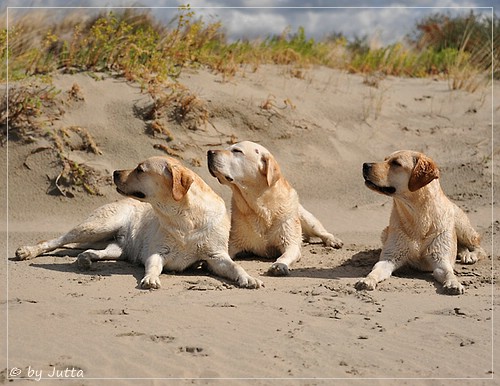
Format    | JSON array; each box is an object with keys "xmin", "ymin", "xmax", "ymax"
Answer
[
  {"xmin": 3, "ymin": 0, "xmax": 494, "ymax": 45},
  {"xmin": 225, "ymin": 10, "xmax": 289, "ymax": 39}
]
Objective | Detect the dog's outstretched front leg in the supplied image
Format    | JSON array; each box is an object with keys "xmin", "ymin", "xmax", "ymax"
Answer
[
  {"xmin": 427, "ymin": 231, "xmax": 463, "ymax": 295},
  {"xmin": 356, "ymin": 232, "xmax": 407, "ymax": 291},
  {"xmin": 268, "ymin": 244, "xmax": 301, "ymax": 276},
  {"xmin": 141, "ymin": 254, "xmax": 164, "ymax": 289},
  {"xmin": 433, "ymin": 264, "xmax": 463, "ymax": 295},
  {"xmin": 355, "ymin": 259, "xmax": 398, "ymax": 291}
]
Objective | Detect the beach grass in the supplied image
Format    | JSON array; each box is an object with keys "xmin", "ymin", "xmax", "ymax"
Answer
[
  {"xmin": 1, "ymin": 7, "xmax": 496, "ymax": 194},
  {"xmin": 1, "ymin": 7, "xmax": 496, "ymax": 84}
]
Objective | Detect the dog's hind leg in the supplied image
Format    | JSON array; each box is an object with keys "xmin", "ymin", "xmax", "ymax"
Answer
[
  {"xmin": 454, "ymin": 206, "xmax": 486, "ymax": 264},
  {"xmin": 76, "ymin": 242, "xmax": 124, "ymax": 270},
  {"xmin": 16, "ymin": 201, "xmax": 132, "ymax": 260},
  {"xmin": 205, "ymin": 251, "xmax": 263, "ymax": 288},
  {"xmin": 299, "ymin": 204, "xmax": 343, "ymax": 248}
]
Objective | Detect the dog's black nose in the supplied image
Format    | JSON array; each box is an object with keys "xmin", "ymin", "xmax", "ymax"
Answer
[
  {"xmin": 362, "ymin": 163, "xmax": 372, "ymax": 175},
  {"xmin": 113, "ymin": 170, "xmax": 121, "ymax": 182},
  {"xmin": 207, "ymin": 150, "xmax": 216, "ymax": 160},
  {"xmin": 207, "ymin": 150, "xmax": 220, "ymax": 164},
  {"xmin": 207, "ymin": 151, "xmax": 217, "ymax": 177}
]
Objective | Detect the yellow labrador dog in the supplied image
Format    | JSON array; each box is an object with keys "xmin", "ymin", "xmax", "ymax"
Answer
[
  {"xmin": 357, "ymin": 150, "xmax": 485, "ymax": 295},
  {"xmin": 207, "ymin": 141, "xmax": 343, "ymax": 276},
  {"xmin": 16, "ymin": 156, "xmax": 262, "ymax": 289}
]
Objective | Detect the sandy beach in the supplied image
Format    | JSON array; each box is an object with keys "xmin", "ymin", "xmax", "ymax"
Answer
[{"xmin": 1, "ymin": 64, "xmax": 498, "ymax": 385}]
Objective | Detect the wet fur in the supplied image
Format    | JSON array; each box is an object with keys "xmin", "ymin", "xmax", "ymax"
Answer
[
  {"xmin": 16, "ymin": 156, "xmax": 262, "ymax": 289},
  {"xmin": 207, "ymin": 141, "xmax": 343, "ymax": 276},
  {"xmin": 357, "ymin": 150, "xmax": 485, "ymax": 295}
]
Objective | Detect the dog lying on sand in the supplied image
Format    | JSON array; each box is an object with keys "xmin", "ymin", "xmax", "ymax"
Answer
[
  {"xmin": 16, "ymin": 156, "xmax": 263, "ymax": 289},
  {"xmin": 357, "ymin": 150, "xmax": 485, "ymax": 295},
  {"xmin": 207, "ymin": 141, "xmax": 343, "ymax": 276}
]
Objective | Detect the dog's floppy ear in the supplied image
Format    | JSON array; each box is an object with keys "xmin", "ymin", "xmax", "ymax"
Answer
[
  {"xmin": 261, "ymin": 153, "xmax": 281, "ymax": 187},
  {"xmin": 408, "ymin": 154, "xmax": 439, "ymax": 192},
  {"xmin": 169, "ymin": 165, "xmax": 194, "ymax": 201}
]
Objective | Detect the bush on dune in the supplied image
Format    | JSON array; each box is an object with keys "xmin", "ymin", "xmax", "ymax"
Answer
[{"xmin": 1, "ymin": 7, "xmax": 496, "ymax": 84}]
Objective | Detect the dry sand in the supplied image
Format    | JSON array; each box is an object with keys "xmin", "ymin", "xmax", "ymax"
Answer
[{"xmin": 1, "ymin": 64, "xmax": 498, "ymax": 385}]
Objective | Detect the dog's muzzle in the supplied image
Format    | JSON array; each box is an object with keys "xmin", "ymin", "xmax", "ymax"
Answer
[
  {"xmin": 362, "ymin": 163, "xmax": 396, "ymax": 195},
  {"xmin": 113, "ymin": 170, "xmax": 146, "ymax": 199}
]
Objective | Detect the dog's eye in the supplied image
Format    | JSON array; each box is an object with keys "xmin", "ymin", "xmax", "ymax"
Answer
[
  {"xmin": 390, "ymin": 160, "xmax": 402, "ymax": 167},
  {"xmin": 137, "ymin": 165, "xmax": 145, "ymax": 173},
  {"xmin": 231, "ymin": 148, "xmax": 243, "ymax": 154}
]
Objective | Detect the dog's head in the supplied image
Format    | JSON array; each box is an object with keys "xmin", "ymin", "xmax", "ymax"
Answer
[
  {"xmin": 113, "ymin": 156, "xmax": 194, "ymax": 203},
  {"xmin": 363, "ymin": 150, "xmax": 439, "ymax": 196},
  {"xmin": 207, "ymin": 141, "xmax": 282, "ymax": 190}
]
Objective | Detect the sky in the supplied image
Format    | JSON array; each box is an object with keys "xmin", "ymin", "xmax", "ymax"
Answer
[{"xmin": 2, "ymin": 0, "xmax": 496, "ymax": 45}]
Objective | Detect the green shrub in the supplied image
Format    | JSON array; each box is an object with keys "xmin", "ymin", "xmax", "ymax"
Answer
[{"xmin": 1, "ymin": 8, "xmax": 495, "ymax": 84}]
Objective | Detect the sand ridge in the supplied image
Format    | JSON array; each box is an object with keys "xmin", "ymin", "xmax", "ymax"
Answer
[{"xmin": 2, "ymin": 65, "xmax": 498, "ymax": 384}]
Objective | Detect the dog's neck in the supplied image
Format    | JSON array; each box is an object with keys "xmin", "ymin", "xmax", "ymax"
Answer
[
  {"xmin": 152, "ymin": 200, "xmax": 192, "ymax": 227},
  {"xmin": 397, "ymin": 179, "xmax": 443, "ymax": 205},
  {"xmin": 392, "ymin": 179, "xmax": 446, "ymax": 233},
  {"xmin": 231, "ymin": 178, "xmax": 293, "ymax": 223},
  {"xmin": 152, "ymin": 183, "xmax": 220, "ymax": 231}
]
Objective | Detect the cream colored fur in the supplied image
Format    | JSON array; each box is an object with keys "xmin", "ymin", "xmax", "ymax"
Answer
[
  {"xmin": 356, "ymin": 150, "xmax": 486, "ymax": 295},
  {"xmin": 207, "ymin": 141, "xmax": 342, "ymax": 276},
  {"xmin": 16, "ymin": 156, "xmax": 262, "ymax": 289}
]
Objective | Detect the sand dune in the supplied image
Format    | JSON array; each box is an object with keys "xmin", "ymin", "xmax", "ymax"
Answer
[{"xmin": 2, "ymin": 64, "xmax": 498, "ymax": 384}]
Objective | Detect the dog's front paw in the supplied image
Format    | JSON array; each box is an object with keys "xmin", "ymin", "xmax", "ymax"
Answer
[
  {"xmin": 77, "ymin": 252, "xmax": 95, "ymax": 270},
  {"xmin": 324, "ymin": 235, "xmax": 343, "ymax": 249},
  {"xmin": 267, "ymin": 263, "xmax": 290, "ymax": 276},
  {"xmin": 141, "ymin": 275, "xmax": 162, "ymax": 289},
  {"xmin": 355, "ymin": 277, "xmax": 377, "ymax": 291},
  {"xmin": 443, "ymin": 280, "xmax": 464, "ymax": 295},
  {"xmin": 237, "ymin": 274, "xmax": 263, "ymax": 289},
  {"xmin": 15, "ymin": 246, "xmax": 39, "ymax": 260}
]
